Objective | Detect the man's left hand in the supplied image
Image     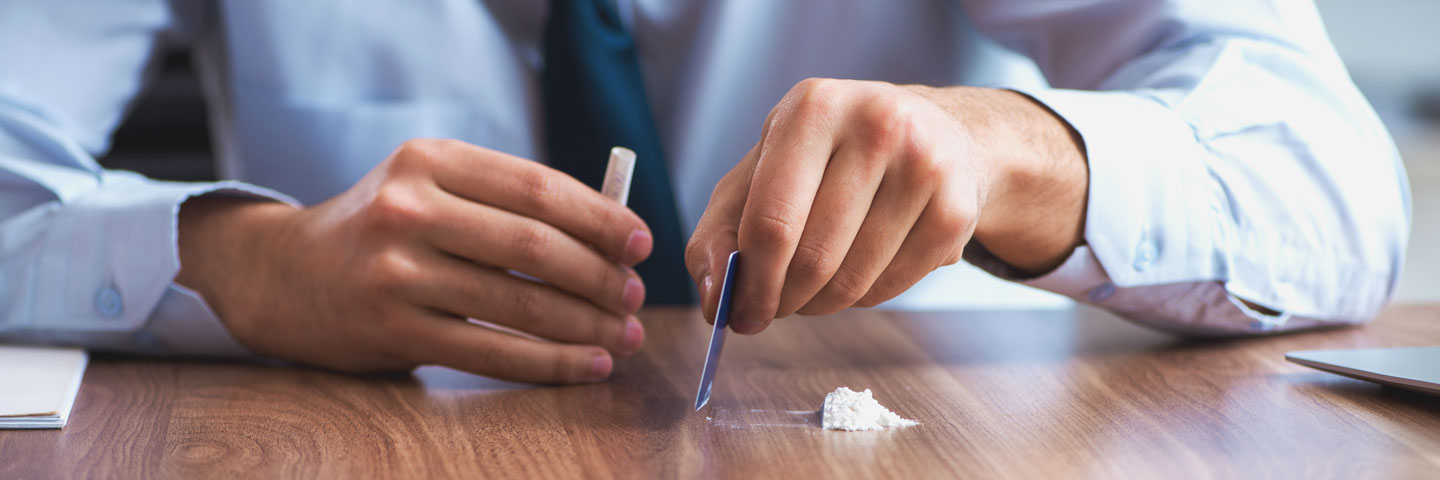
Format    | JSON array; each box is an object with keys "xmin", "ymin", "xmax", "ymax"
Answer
[{"xmin": 685, "ymin": 79, "xmax": 1088, "ymax": 334}]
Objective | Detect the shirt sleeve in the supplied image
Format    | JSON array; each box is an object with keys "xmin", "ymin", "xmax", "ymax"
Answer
[
  {"xmin": 0, "ymin": 0, "xmax": 295, "ymax": 355},
  {"xmin": 959, "ymin": 0, "xmax": 1411, "ymax": 335}
]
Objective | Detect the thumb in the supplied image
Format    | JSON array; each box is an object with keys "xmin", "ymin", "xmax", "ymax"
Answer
[{"xmin": 686, "ymin": 145, "xmax": 758, "ymax": 324}]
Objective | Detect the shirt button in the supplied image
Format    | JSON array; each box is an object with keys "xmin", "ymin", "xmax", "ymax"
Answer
[
  {"xmin": 1133, "ymin": 240, "xmax": 1157, "ymax": 271},
  {"xmin": 95, "ymin": 285, "xmax": 124, "ymax": 318},
  {"xmin": 1088, "ymin": 283, "xmax": 1117, "ymax": 302}
]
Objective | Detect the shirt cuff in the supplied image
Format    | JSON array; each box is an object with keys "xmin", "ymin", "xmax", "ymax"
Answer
[
  {"xmin": 971, "ymin": 243, "xmax": 1317, "ymax": 336},
  {"xmin": 963, "ymin": 242, "xmax": 1110, "ymax": 303},
  {"xmin": 35, "ymin": 170, "xmax": 296, "ymax": 355},
  {"xmin": 968, "ymin": 88, "xmax": 1314, "ymax": 336},
  {"xmin": 1011, "ymin": 87, "xmax": 1224, "ymax": 288},
  {"xmin": 141, "ymin": 283, "xmax": 253, "ymax": 356}
]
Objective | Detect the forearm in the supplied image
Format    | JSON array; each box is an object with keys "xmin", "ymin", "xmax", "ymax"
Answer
[{"xmin": 909, "ymin": 85, "xmax": 1088, "ymax": 276}]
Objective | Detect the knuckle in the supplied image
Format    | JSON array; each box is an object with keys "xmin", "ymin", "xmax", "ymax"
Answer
[
  {"xmin": 742, "ymin": 201, "xmax": 804, "ymax": 248},
  {"xmin": 789, "ymin": 241, "xmax": 841, "ymax": 285},
  {"xmin": 515, "ymin": 167, "xmax": 560, "ymax": 215},
  {"xmin": 594, "ymin": 266, "xmax": 623, "ymax": 306},
  {"xmin": 934, "ymin": 200, "xmax": 978, "ymax": 240},
  {"xmin": 759, "ymin": 109, "xmax": 780, "ymax": 141},
  {"xmin": 899, "ymin": 145, "xmax": 945, "ymax": 189},
  {"xmin": 745, "ymin": 212, "xmax": 799, "ymax": 248},
  {"xmin": 825, "ymin": 266, "xmax": 872, "ymax": 306},
  {"xmin": 861, "ymin": 100, "xmax": 911, "ymax": 149},
  {"xmin": 506, "ymin": 283, "xmax": 546, "ymax": 323},
  {"xmin": 589, "ymin": 311, "xmax": 613, "ymax": 348},
  {"xmin": 710, "ymin": 172, "xmax": 738, "ymax": 201},
  {"xmin": 856, "ymin": 287, "xmax": 900, "ymax": 308},
  {"xmin": 366, "ymin": 184, "xmax": 429, "ymax": 231},
  {"xmin": 709, "ymin": 169, "xmax": 749, "ymax": 206},
  {"xmin": 376, "ymin": 312, "xmax": 414, "ymax": 343},
  {"xmin": 592, "ymin": 204, "xmax": 634, "ymax": 245},
  {"xmin": 797, "ymin": 301, "xmax": 840, "ymax": 317},
  {"xmin": 856, "ymin": 283, "xmax": 900, "ymax": 308},
  {"xmin": 794, "ymin": 77, "xmax": 827, "ymax": 92},
  {"xmin": 795, "ymin": 77, "xmax": 837, "ymax": 101},
  {"xmin": 550, "ymin": 350, "xmax": 577, "ymax": 384},
  {"xmin": 364, "ymin": 249, "xmax": 422, "ymax": 294},
  {"xmin": 927, "ymin": 208, "xmax": 971, "ymax": 244},
  {"xmin": 508, "ymin": 223, "xmax": 554, "ymax": 265},
  {"xmin": 855, "ymin": 296, "xmax": 882, "ymax": 308},
  {"xmin": 858, "ymin": 98, "xmax": 947, "ymax": 188},
  {"xmin": 391, "ymin": 139, "xmax": 442, "ymax": 172},
  {"xmin": 942, "ymin": 247, "xmax": 963, "ymax": 266},
  {"xmin": 473, "ymin": 342, "xmax": 519, "ymax": 379},
  {"xmin": 684, "ymin": 235, "xmax": 706, "ymax": 271},
  {"xmin": 789, "ymin": 78, "xmax": 842, "ymax": 119}
]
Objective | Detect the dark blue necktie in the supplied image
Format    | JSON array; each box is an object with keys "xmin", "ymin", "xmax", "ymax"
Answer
[{"xmin": 541, "ymin": 0, "xmax": 695, "ymax": 305}]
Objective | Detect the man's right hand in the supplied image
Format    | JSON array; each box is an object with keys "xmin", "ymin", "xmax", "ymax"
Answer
[{"xmin": 175, "ymin": 139, "xmax": 652, "ymax": 383}]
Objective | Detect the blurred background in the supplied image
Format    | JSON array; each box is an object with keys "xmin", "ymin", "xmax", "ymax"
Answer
[
  {"xmin": 99, "ymin": 0, "xmax": 1438, "ymax": 305},
  {"xmin": 1315, "ymin": 0, "xmax": 1440, "ymax": 304}
]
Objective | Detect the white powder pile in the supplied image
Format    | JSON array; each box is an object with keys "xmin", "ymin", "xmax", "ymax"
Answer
[{"xmin": 821, "ymin": 387, "xmax": 918, "ymax": 431}]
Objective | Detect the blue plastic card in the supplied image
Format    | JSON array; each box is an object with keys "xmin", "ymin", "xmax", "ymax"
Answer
[{"xmin": 694, "ymin": 250, "xmax": 739, "ymax": 411}]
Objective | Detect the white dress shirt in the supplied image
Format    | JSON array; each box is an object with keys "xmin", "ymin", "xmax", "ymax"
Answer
[{"xmin": 0, "ymin": 0, "xmax": 1410, "ymax": 356}]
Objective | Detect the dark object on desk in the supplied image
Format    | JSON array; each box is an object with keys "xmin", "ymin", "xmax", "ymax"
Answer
[{"xmin": 1286, "ymin": 346, "xmax": 1440, "ymax": 397}]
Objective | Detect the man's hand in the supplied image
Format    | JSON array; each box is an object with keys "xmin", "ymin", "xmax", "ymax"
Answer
[
  {"xmin": 176, "ymin": 139, "xmax": 652, "ymax": 383},
  {"xmin": 686, "ymin": 79, "xmax": 1087, "ymax": 333}
]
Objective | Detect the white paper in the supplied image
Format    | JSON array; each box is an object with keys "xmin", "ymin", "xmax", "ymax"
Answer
[{"xmin": 0, "ymin": 345, "xmax": 88, "ymax": 429}]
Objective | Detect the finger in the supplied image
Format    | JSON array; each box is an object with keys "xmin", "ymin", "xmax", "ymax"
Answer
[
  {"xmin": 400, "ymin": 314, "xmax": 615, "ymax": 384},
  {"xmin": 408, "ymin": 251, "xmax": 643, "ymax": 356},
  {"xmin": 417, "ymin": 140, "xmax": 653, "ymax": 265},
  {"xmin": 732, "ymin": 88, "xmax": 844, "ymax": 333},
  {"xmin": 798, "ymin": 165, "xmax": 933, "ymax": 316},
  {"xmin": 426, "ymin": 190, "xmax": 644, "ymax": 315},
  {"xmin": 773, "ymin": 141, "xmax": 885, "ymax": 318},
  {"xmin": 856, "ymin": 198, "xmax": 973, "ymax": 307},
  {"xmin": 686, "ymin": 104, "xmax": 788, "ymax": 324},
  {"xmin": 686, "ymin": 145, "xmax": 757, "ymax": 324}
]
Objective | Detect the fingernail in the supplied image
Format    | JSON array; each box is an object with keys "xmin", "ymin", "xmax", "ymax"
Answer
[
  {"xmin": 701, "ymin": 274, "xmax": 716, "ymax": 325},
  {"xmin": 731, "ymin": 317, "xmax": 753, "ymax": 333},
  {"xmin": 624, "ymin": 230, "xmax": 652, "ymax": 264},
  {"xmin": 622, "ymin": 317, "xmax": 645, "ymax": 353},
  {"xmin": 588, "ymin": 354, "xmax": 613, "ymax": 382},
  {"xmin": 735, "ymin": 320, "xmax": 766, "ymax": 334},
  {"xmin": 731, "ymin": 309, "xmax": 763, "ymax": 334},
  {"xmin": 622, "ymin": 277, "xmax": 645, "ymax": 312}
]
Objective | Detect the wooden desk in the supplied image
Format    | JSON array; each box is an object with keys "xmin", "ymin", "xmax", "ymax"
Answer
[{"xmin": 4, "ymin": 306, "xmax": 1440, "ymax": 478}]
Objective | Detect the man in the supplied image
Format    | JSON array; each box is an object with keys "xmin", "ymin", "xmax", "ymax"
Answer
[{"xmin": 0, "ymin": 1, "xmax": 1409, "ymax": 384}]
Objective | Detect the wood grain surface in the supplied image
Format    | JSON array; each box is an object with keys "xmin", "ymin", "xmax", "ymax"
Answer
[{"xmin": 3, "ymin": 305, "xmax": 1440, "ymax": 479}]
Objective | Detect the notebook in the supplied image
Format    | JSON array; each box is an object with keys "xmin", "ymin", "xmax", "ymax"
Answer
[{"xmin": 0, "ymin": 346, "xmax": 88, "ymax": 429}]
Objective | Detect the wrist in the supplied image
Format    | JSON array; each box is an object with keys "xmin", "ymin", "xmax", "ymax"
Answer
[
  {"xmin": 910, "ymin": 85, "xmax": 1089, "ymax": 275},
  {"xmin": 175, "ymin": 195, "xmax": 300, "ymax": 339}
]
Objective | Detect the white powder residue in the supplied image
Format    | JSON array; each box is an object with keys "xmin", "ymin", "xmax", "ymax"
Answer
[{"xmin": 821, "ymin": 387, "xmax": 918, "ymax": 431}]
